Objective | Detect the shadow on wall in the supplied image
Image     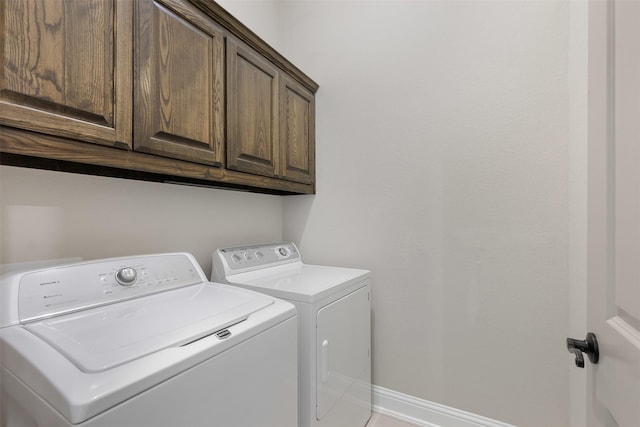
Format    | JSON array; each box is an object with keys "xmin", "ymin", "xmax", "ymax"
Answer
[{"xmin": 283, "ymin": 194, "xmax": 315, "ymax": 246}]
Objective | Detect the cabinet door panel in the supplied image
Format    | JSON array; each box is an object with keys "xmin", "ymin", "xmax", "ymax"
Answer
[
  {"xmin": 281, "ymin": 77, "xmax": 315, "ymax": 184},
  {"xmin": 227, "ymin": 38, "xmax": 279, "ymax": 178},
  {"xmin": 0, "ymin": 0, "xmax": 132, "ymax": 147},
  {"xmin": 135, "ymin": 0, "xmax": 224, "ymax": 166}
]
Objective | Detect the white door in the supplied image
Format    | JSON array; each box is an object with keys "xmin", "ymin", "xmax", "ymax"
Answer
[
  {"xmin": 316, "ymin": 285, "xmax": 371, "ymax": 423},
  {"xmin": 587, "ymin": 1, "xmax": 640, "ymax": 426}
]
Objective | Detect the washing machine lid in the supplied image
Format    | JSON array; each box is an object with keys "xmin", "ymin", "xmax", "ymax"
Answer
[
  {"xmin": 225, "ymin": 263, "xmax": 369, "ymax": 303},
  {"xmin": 23, "ymin": 283, "xmax": 272, "ymax": 373}
]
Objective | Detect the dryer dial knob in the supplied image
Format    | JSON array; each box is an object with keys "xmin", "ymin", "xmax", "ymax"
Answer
[{"xmin": 115, "ymin": 267, "xmax": 137, "ymax": 286}]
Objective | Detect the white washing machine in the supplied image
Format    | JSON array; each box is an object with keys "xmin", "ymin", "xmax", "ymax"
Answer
[
  {"xmin": 0, "ymin": 253, "xmax": 297, "ymax": 427},
  {"xmin": 211, "ymin": 242, "xmax": 371, "ymax": 427}
]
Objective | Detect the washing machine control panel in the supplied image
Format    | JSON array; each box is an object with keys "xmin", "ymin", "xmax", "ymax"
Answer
[
  {"xmin": 218, "ymin": 242, "xmax": 300, "ymax": 273},
  {"xmin": 17, "ymin": 253, "xmax": 203, "ymax": 323}
]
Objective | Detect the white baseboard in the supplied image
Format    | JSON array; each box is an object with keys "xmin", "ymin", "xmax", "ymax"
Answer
[{"xmin": 372, "ymin": 385, "xmax": 518, "ymax": 427}]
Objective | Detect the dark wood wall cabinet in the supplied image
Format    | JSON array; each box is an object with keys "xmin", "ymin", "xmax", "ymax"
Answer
[{"xmin": 1, "ymin": 0, "xmax": 318, "ymax": 194}]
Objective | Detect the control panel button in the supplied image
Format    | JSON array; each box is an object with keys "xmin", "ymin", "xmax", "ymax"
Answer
[
  {"xmin": 244, "ymin": 251, "xmax": 253, "ymax": 261},
  {"xmin": 276, "ymin": 246, "xmax": 291, "ymax": 258},
  {"xmin": 231, "ymin": 253, "xmax": 242, "ymax": 263},
  {"xmin": 115, "ymin": 267, "xmax": 137, "ymax": 286}
]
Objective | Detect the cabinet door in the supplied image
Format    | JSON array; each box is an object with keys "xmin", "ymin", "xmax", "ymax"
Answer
[
  {"xmin": 227, "ymin": 38, "xmax": 280, "ymax": 178},
  {"xmin": 0, "ymin": 0, "xmax": 132, "ymax": 148},
  {"xmin": 135, "ymin": 0, "xmax": 224, "ymax": 166},
  {"xmin": 280, "ymin": 76, "xmax": 315, "ymax": 184}
]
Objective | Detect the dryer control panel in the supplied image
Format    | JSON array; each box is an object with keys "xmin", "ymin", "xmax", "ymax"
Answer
[
  {"xmin": 14, "ymin": 253, "xmax": 205, "ymax": 323},
  {"xmin": 213, "ymin": 242, "xmax": 300, "ymax": 276}
]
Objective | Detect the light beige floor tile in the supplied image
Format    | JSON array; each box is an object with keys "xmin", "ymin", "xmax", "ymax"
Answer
[{"xmin": 365, "ymin": 411, "xmax": 420, "ymax": 427}]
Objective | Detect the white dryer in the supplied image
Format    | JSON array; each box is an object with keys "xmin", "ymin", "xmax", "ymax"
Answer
[
  {"xmin": 212, "ymin": 242, "xmax": 371, "ymax": 427},
  {"xmin": 0, "ymin": 253, "xmax": 297, "ymax": 427}
]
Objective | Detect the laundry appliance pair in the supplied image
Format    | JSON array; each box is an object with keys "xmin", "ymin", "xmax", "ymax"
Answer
[{"xmin": 0, "ymin": 243, "xmax": 371, "ymax": 427}]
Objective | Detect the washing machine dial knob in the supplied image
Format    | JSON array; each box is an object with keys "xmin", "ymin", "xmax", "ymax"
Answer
[
  {"xmin": 276, "ymin": 246, "xmax": 291, "ymax": 258},
  {"xmin": 115, "ymin": 267, "xmax": 137, "ymax": 286}
]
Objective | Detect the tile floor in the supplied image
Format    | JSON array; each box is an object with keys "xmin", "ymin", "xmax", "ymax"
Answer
[{"xmin": 365, "ymin": 412, "xmax": 420, "ymax": 427}]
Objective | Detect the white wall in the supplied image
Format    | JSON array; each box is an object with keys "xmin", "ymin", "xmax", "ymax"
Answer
[
  {"xmin": 217, "ymin": 0, "xmax": 284, "ymax": 48},
  {"xmin": 0, "ymin": 166, "xmax": 283, "ymax": 275},
  {"xmin": 222, "ymin": 1, "xmax": 573, "ymax": 426}
]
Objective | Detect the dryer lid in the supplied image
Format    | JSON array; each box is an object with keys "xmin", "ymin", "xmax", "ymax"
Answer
[
  {"xmin": 24, "ymin": 283, "xmax": 272, "ymax": 373},
  {"xmin": 226, "ymin": 264, "xmax": 369, "ymax": 303}
]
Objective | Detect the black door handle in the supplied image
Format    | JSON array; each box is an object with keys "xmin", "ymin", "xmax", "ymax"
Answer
[{"xmin": 566, "ymin": 332, "xmax": 599, "ymax": 368}]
